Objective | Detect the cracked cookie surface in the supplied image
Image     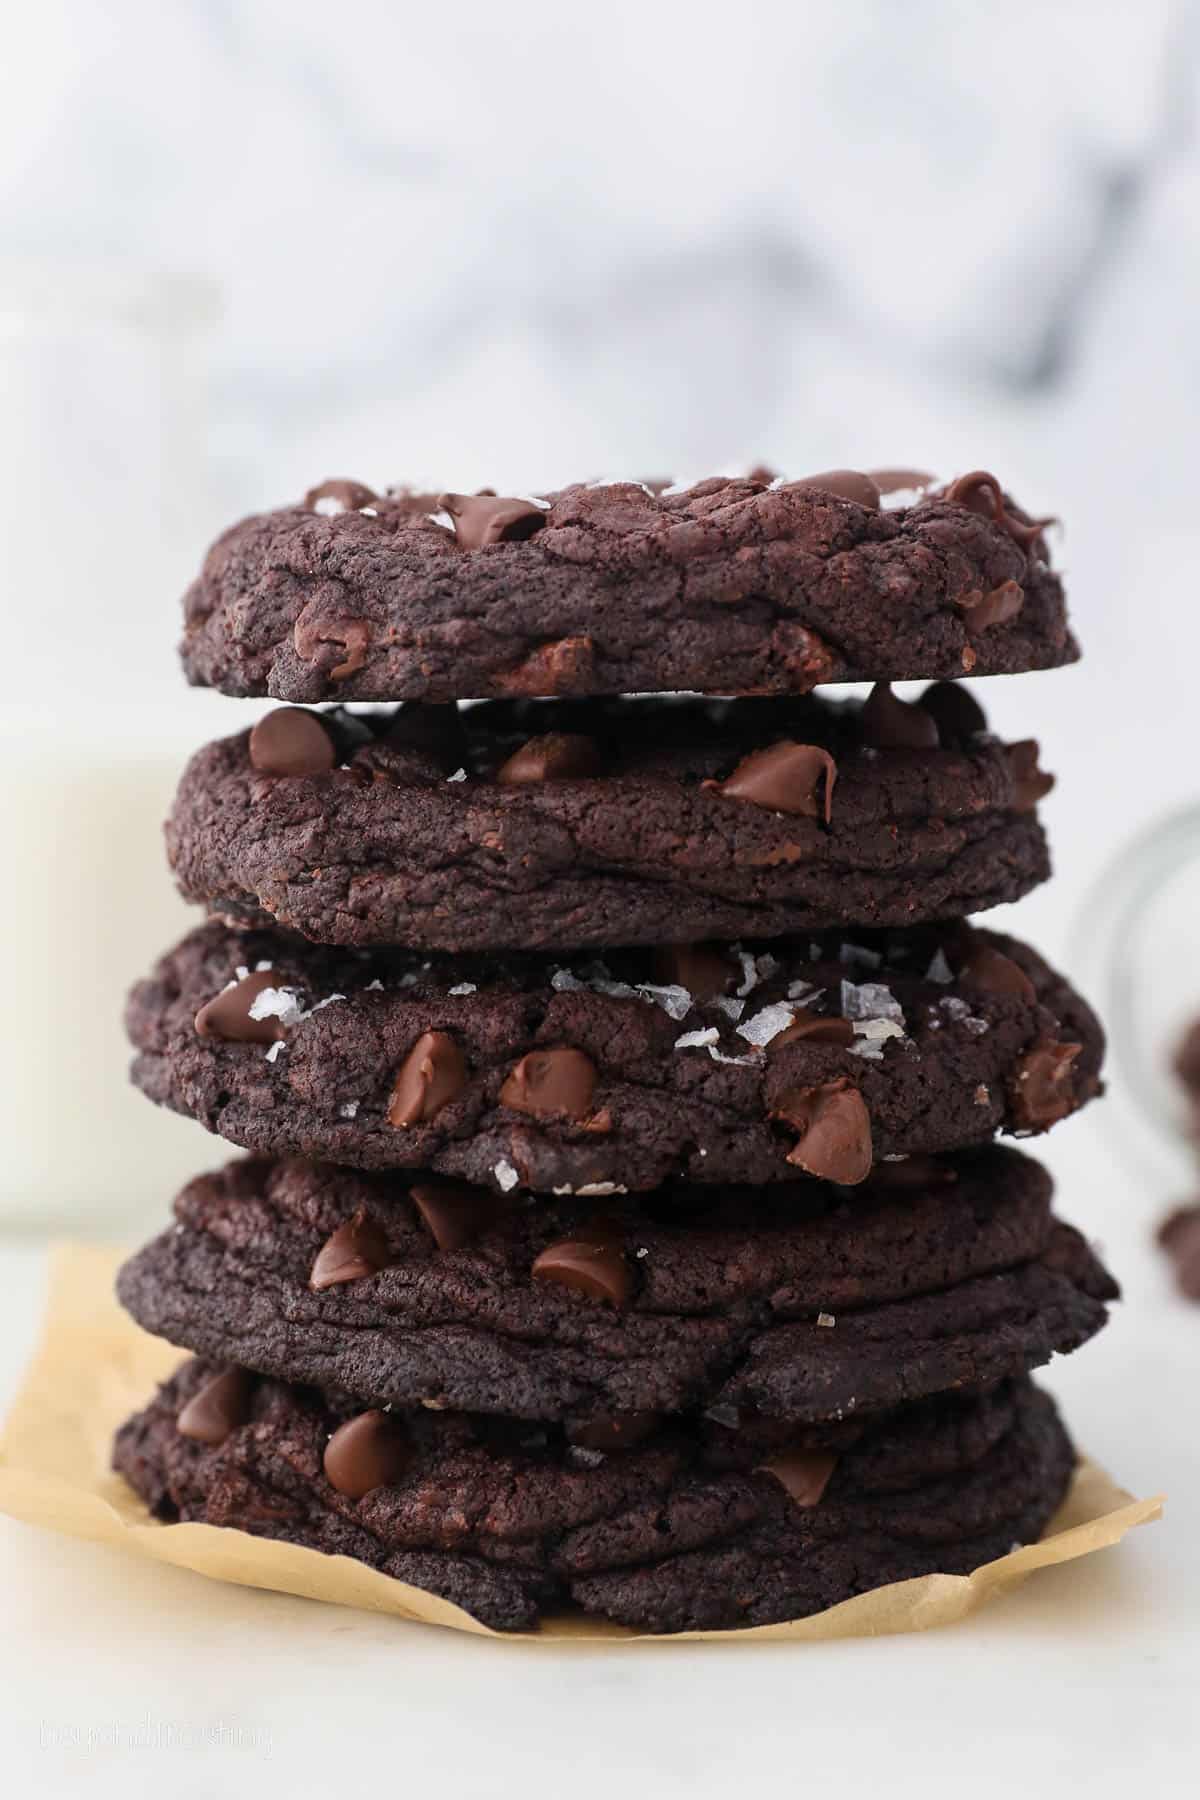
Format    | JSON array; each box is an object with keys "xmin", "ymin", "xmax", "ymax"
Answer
[
  {"xmin": 126, "ymin": 919, "xmax": 1104, "ymax": 1192},
  {"xmin": 114, "ymin": 1148, "xmax": 1116, "ymax": 1430},
  {"xmin": 114, "ymin": 1358, "xmax": 1074, "ymax": 1632},
  {"xmin": 168, "ymin": 690, "xmax": 1052, "ymax": 952},
  {"xmin": 180, "ymin": 473, "xmax": 1076, "ymax": 702}
]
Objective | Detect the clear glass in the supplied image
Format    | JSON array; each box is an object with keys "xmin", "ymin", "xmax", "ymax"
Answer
[
  {"xmin": 0, "ymin": 259, "xmax": 222, "ymax": 1236},
  {"xmin": 1077, "ymin": 805, "xmax": 1200, "ymax": 1197}
]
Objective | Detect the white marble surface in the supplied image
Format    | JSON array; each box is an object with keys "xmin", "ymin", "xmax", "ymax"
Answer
[{"xmin": 2, "ymin": 2, "xmax": 1200, "ymax": 1788}]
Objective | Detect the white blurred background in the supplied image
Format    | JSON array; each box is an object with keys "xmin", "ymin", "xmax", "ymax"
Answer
[{"xmin": 1, "ymin": 0, "xmax": 1198, "ymax": 1235}]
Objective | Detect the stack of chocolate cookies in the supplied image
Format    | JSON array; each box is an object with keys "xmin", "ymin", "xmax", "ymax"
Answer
[{"xmin": 113, "ymin": 468, "xmax": 1117, "ymax": 1632}]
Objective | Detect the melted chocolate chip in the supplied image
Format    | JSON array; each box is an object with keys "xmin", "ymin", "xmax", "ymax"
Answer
[
  {"xmin": 771, "ymin": 1079, "xmax": 873, "ymax": 1184},
  {"xmin": 303, "ymin": 478, "xmax": 378, "ymax": 513},
  {"xmin": 651, "ymin": 943, "xmax": 737, "ymax": 1003},
  {"xmin": 177, "ymin": 1367, "xmax": 254, "ymax": 1446},
  {"xmin": 714, "ymin": 742, "xmax": 837, "ymax": 820},
  {"xmin": 494, "ymin": 635, "xmax": 596, "ymax": 696},
  {"xmin": 495, "ymin": 733, "xmax": 601, "ymax": 784},
  {"xmin": 918, "ymin": 681, "xmax": 988, "ymax": 742},
  {"xmin": 1011, "ymin": 1039, "xmax": 1082, "ymax": 1130},
  {"xmin": 943, "ymin": 471, "xmax": 1054, "ymax": 555},
  {"xmin": 1008, "ymin": 740, "xmax": 1055, "ymax": 812},
  {"xmin": 292, "ymin": 614, "xmax": 371, "ymax": 682},
  {"xmin": 499, "ymin": 1047, "xmax": 597, "ymax": 1121},
  {"xmin": 861, "ymin": 683, "xmax": 940, "ymax": 750},
  {"xmin": 959, "ymin": 944, "xmax": 1037, "ymax": 1005},
  {"xmin": 771, "ymin": 1007, "xmax": 856, "ymax": 1048},
  {"xmin": 387, "ymin": 1031, "xmax": 467, "ymax": 1128},
  {"xmin": 309, "ymin": 1209, "xmax": 391, "ymax": 1291},
  {"xmin": 439, "ymin": 492, "xmax": 547, "ymax": 549},
  {"xmin": 409, "ymin": 1181, "xmax": 501, "ymax": 1251},
  {"xmin": 757, "ymin": 1447, "xmax": 838, "ymax": 1507},
  {"xmin": 790, "ymin": 470, "xmax": 881, "ymax": 510},
  {"xmin": 956, "ymin": 579, "xmax": 1025, "ymax": 632},
  {"xmin": 323, "ymin": 1411, "xmax": 412, "ymax": 1499},
  {"xmin": 249, "ymin": 707, "xmax": 337, "ymax": 777},
  {"xmin": 194, "ymin": 969, "xmax": 289, "ymax": 1045},
  {"xmin": 531, "ymin": 1232, "xmax": 631, "ymax": 1307}
]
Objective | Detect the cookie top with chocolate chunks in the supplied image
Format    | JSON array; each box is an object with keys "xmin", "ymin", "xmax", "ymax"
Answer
[
  {"xmin": 114, "ymin": 1146, "xmax": 1116, "ymax": 1431},
  {"xmin": 168, "ymin": 687, "xmax": 1052, "ymax": 953},
  {"xmin": 126, "ymin": 919, "xmax": 1104, "ymax": 1194},
  {"xmin": 114, "ymin": 1358, "xmax": 1073, "ymax": 1633},
  {"xmin": 179, "ymin": 470, "xmax": 1075, "ymax": 702}
]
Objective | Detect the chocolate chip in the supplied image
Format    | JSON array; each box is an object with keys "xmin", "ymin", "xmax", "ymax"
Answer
[
  {"xmin": 959, "ymin": 944, "xmax": 1037, "ymax": 1005},
  {"xmin": 309, "ymin": 1209, "xmax": 391, "ymax": 1290},
  {"xmin": 439, "ymin": 492, "xmax": 547, "ymax": 549},
  {"xmin": 494, "ymin": 635, "xmax": 596, "ymax": 696},
  {"xmin": 714, "ymin": 742, "xmax": 837, "ymax": 820},
  {"xmin": 177, "ymin": 1367, "xmax": 254, "ymax": 1446},
  {"xmin": 292, "ymin": 614, "xmax": 371, "ymax": 682},
  {"xmin": 771, "ymin": 1079, "xmax": 873, "ymax": 1184},
  {"xmin": 387, "ymin": 1031, "xmax": 467, "ymax": 1128},
  {"xmin": 757, "ymin": 1447, "xmax": 838, "ymax": 1507},
  {"xmin": 943, "ymin": 470, "xmax": 1054, "ymax": 554},
  {"xmin": 918, "ymin": 681, "xmax": 988, "ymax": 742},
  {"xmin": 651, "ymin": 943, "xmax": 737, "ymax": 1003},
  {"xmin": 409, "ymin": 1181, "xmax": 501, "ymax": 1251},
  {"xmin": 956, "ymin": 579, "xmax": 1025, "ymax": 631},
  {"xmin": 1011, "ymin": 1038, "xmax": 1082, "ymax": 1130},
  {"xmin": 790, "ymin": 470, "xmax": 881, "ymax": 510},
  {"xmin": 194, "ymin": 969, "xmax": 289, "ymax": 1044},
  {"xmin": 496, "ymin": 733, "xmax": 601, "ymax": 784},
  {"xmin": 865, "ymin": 1154, "xmax": 958, "ymax": 1191},
  {"xmin": 568, "ymin": 1411, "xmax": 661, "ymax": 1451},
  {"xmin": 303, "ymin": 478, "xmax": 378, "ymax": 513},
  {"xmin": 1008, "ymin": 740, "xmax": 1055, "ymax": 812},
  {"xmin": 249, "ymin": 707, "xmax": 337, "ymax": 777},
  {"xmin": 771, "ymin": 1007, "xmax": 856, "ymax": 1048},
  {"xmin": 861, "ymin": 683, "xmax": 940, "ymax": 750},
  {"xmin": 499, "ymin": 1047, "xmax": 597, "ymax": 1121},
  {"xmin": 323, "ymin": 1410, "xmax": 412, "ymax": 1499},
  {"xmin": 531, "ymin": 1231, "xmax": 631, "ymax": 1307}
]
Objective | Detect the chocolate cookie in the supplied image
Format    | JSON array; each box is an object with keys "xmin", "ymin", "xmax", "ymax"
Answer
[
  {"xmin": 168, "ymin": 688, "xmax": 1052, "ymax": 952},
  {"xmin": 126, "ymin": 920, "xmax": 1104, "ymax": 1192},
  {"xmin": 114, "ymin": 1148, "xmax": 1115, "ymax": 1430},
  {"xmin": 114, "ymin": 1359, "xmax": 1073, "ymax": 1632},
  {"xmin": 179, "ymin": 471, "xmax": 1075, "ymax": 703}
]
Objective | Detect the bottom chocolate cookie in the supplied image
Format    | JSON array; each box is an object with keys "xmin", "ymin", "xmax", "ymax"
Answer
[{"xmin": 114, "ymin": 1360, "xmax": 1074, "ymax": 1633}]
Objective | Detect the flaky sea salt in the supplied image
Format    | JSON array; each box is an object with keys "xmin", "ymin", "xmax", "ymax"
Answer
[
  {"xmin": 448, "ymin": 983, "xmax": 477, "ymax": 996},
  {"xmin": 714, "ymin": 995, "xmax": 745, "ymax": 1021},
  {"xmin": 636, "ymin": 981, "xmax": 693, "ymax": 1021},
  {"xmin": 551, "ymin": 968, "xmax": 585, "ymax": 992},
  {"xmin": 366, "ymin": 978, "xmax": 385, "ymax": 992},
  {"xmin": 840, "ymin": 979, "xmax": 904, "ymax": 1023},
  {"xmin": 447, "ymin": 768, "xmax": 468, "ymax": 782},
  {"xmin": 708, "ymin": 1046, "xmax": 758, "ymax": 1067},
  {"xmin": 339, "ymin": 1100, "xmax": 360, "ymax": 1120},
  {"xmin": 817, "ymin": 1312, "xmax": 836, "ymax": 1328},
  {"xmin": 849, "ymin": 1016, "xmax": 906, "ymax": 1060},
  {"xmin": 264, "ymin": 1041, "xmax": 287, "ymax": 1064},
  {"xmin": 737, "ymin": 1002, "xmax": 797, "ymax": 1047},
  {"xmin": 576, "ymin": 1181, "xmax": 627, "ymax": 1197},
  {"xmin": 926, "ymin": 949, "xmax": 954, "ymax": 984},
  {"xmin": 733, "ymin": 946, "xmax": 760, "ymax": 997},
  {"xmin": 248, "ymin": 985, "xmax": 305, "ymax": 1027},
  {"xmin": 940, "ymin": 995, "xmax": 989, "ymax": 1034},
  {"xmin": 494, "ymin": 1159, "xmax": 520, "ymax": 1192},
  {"xmin": 675, "ymin": 1027, "xmax": 720, "ymax": 1050}
]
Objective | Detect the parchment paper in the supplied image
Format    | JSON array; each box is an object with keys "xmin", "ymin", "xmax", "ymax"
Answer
[{"xmin": 0, "ymin": 1245, "xmax": 1163, "ymax": 1643}]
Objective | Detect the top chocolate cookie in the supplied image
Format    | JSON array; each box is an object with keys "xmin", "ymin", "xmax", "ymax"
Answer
[{"xmin": 180, "ymin": 470, "xmax": 1075, "ymax": 702}]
